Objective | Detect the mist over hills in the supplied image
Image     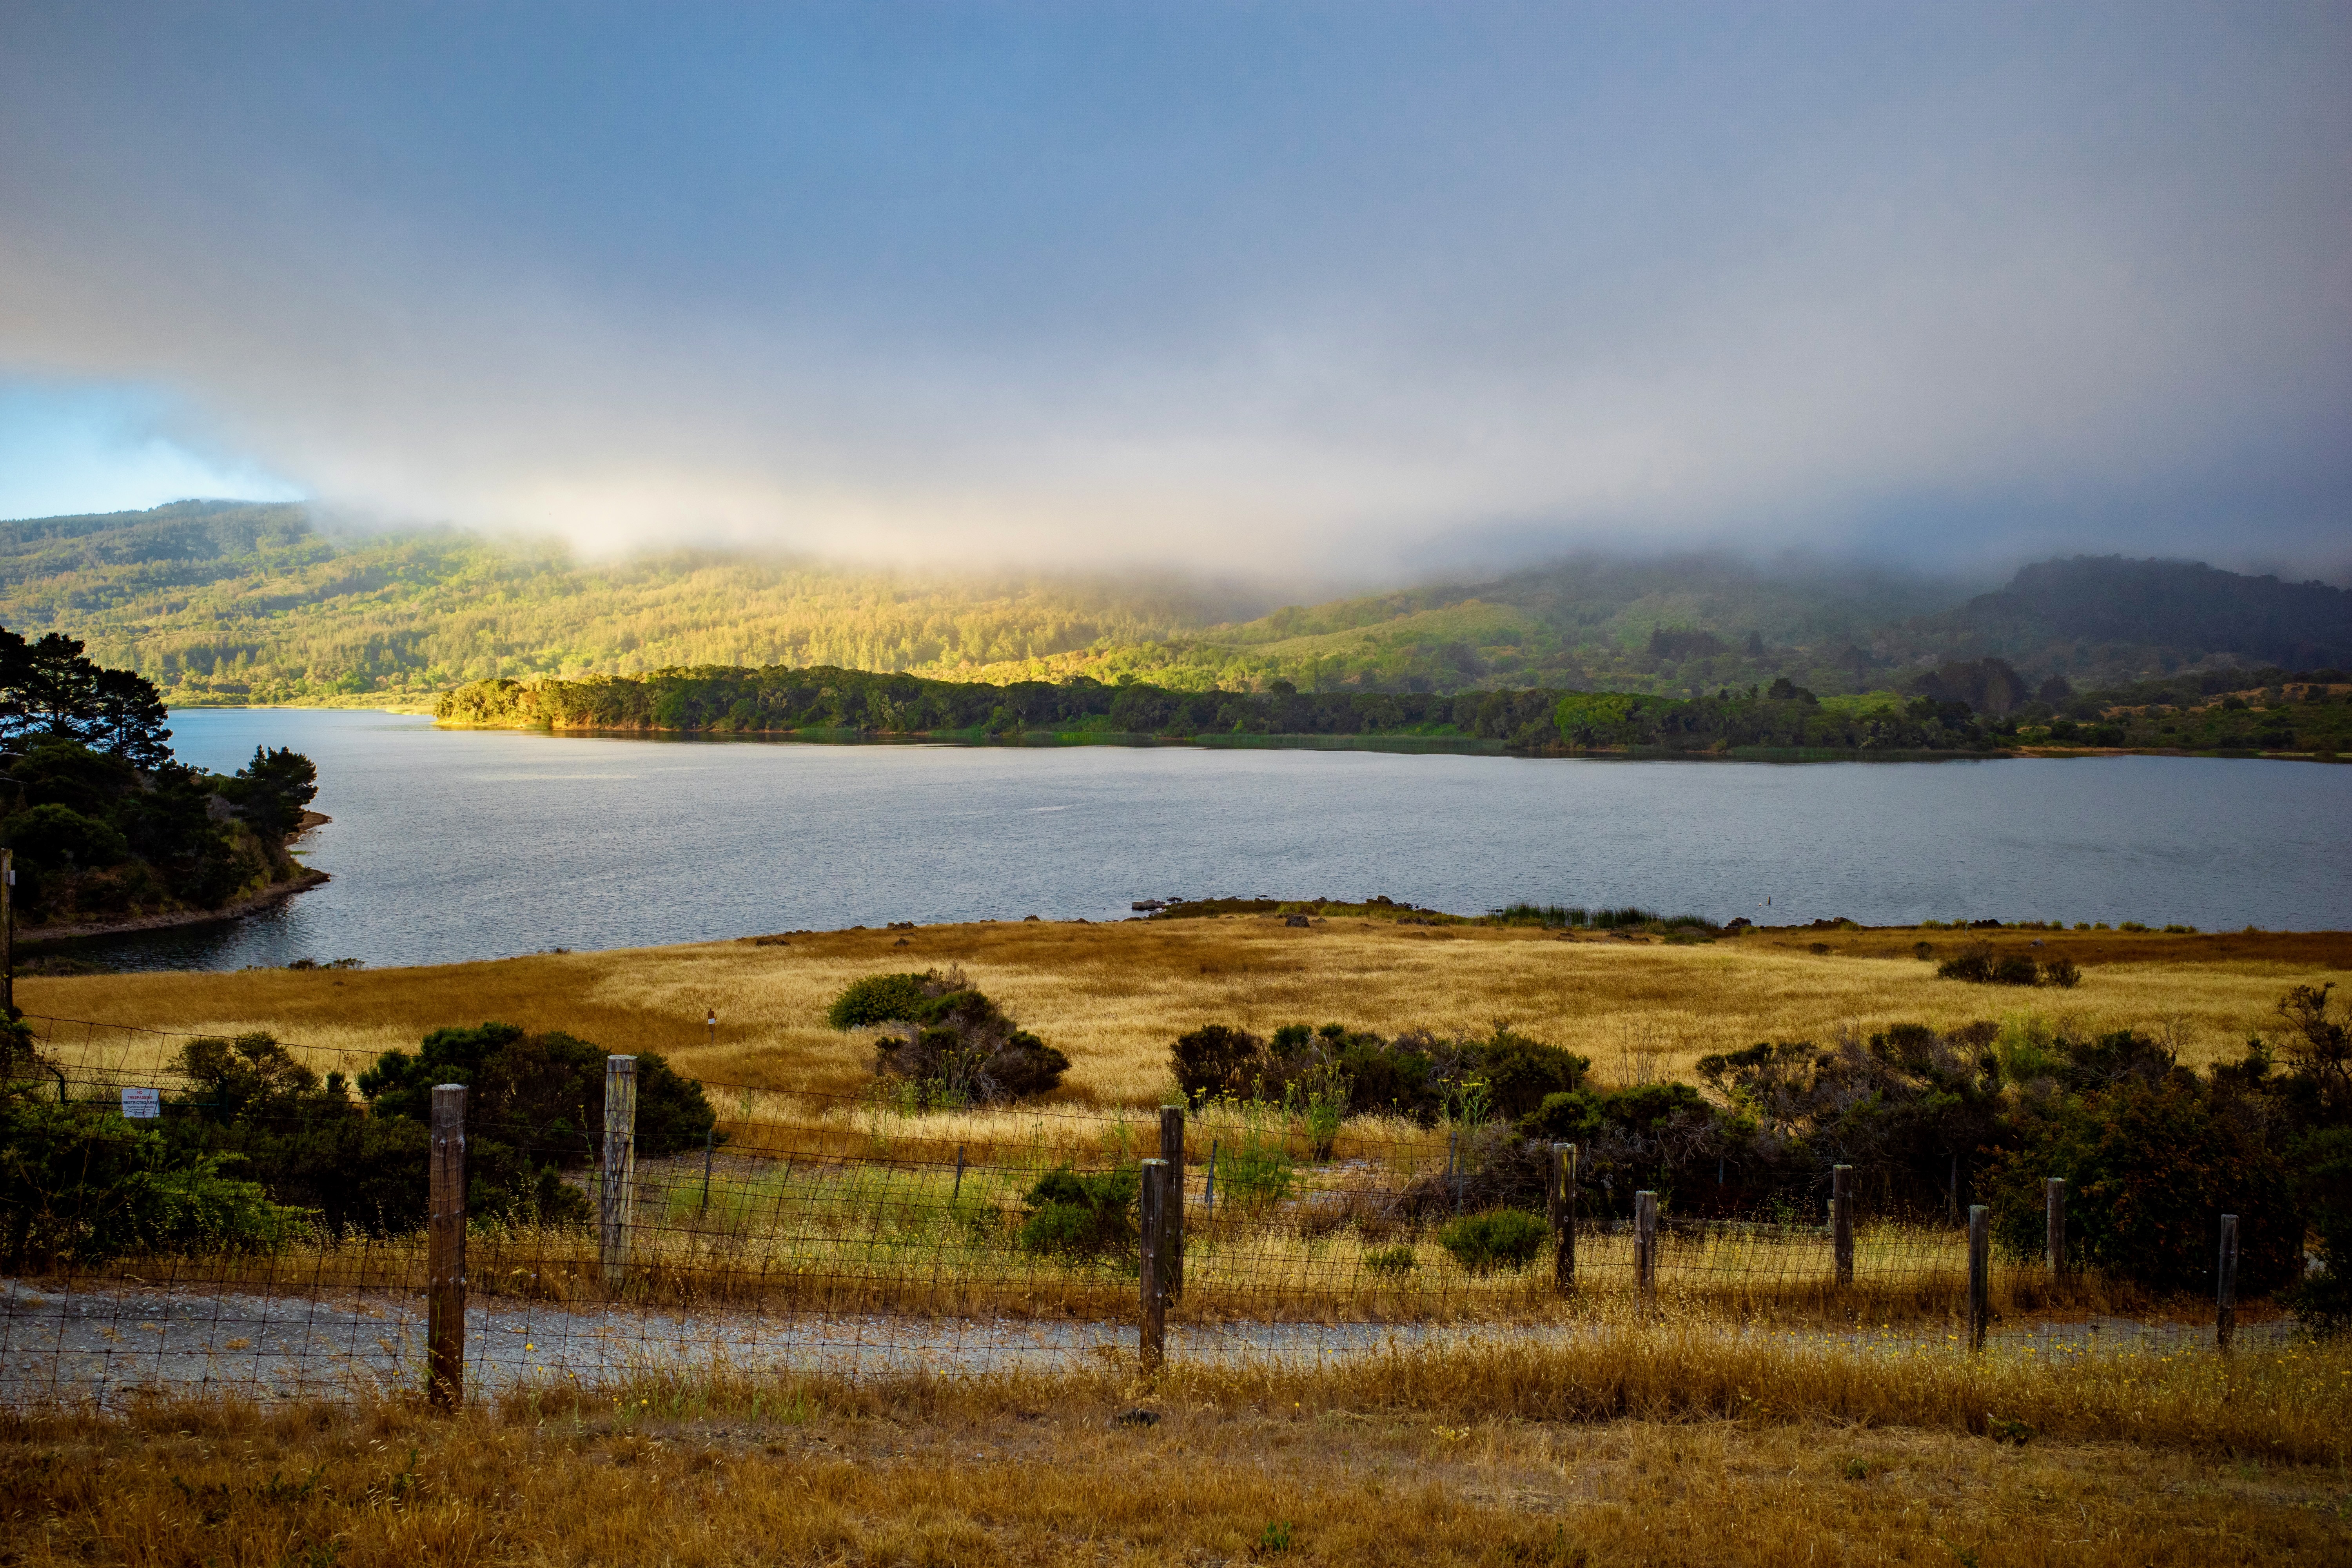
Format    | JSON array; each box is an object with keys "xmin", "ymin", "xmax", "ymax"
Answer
[{"xmin": 0, "ymin": 500, "xmax": 2343, "ymax": 708}]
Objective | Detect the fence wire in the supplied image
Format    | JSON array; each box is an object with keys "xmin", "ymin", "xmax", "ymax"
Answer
[{"xmin": 0, "ymin": 1016, "xmax": 2261, "ymax": 1408}]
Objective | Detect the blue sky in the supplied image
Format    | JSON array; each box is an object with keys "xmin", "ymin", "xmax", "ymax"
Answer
[{"xmin": 1, "ymin": 3, "xmax": 2345, "ymax": 581}]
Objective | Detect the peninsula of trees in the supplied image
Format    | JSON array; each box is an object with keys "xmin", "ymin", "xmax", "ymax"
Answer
[
  {"xmin": 437, "ymin": 658, "xmax": 2350, "ymax": 758},
  {"xmin": 0, "ymin": 629, "xmax": 320, "ymax": 934}
]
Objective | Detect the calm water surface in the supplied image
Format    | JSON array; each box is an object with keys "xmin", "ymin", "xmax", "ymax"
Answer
[{"xmin": 60, "ymin": 708, "xmax": 2352, "ymax": 971}]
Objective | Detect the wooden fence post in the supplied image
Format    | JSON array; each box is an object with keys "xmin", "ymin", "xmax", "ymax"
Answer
[
  {"xmin": 1967, "ymin": 1204, "xmax": 1990, "ymax": 1351},
  {"xmin": 601, "ymin": 1056, "xmax": 638, "ymax": 1293},
  {"xmin": 1203, "ymin": 1140, "xmax": 1218, "ymax": 1216},
  {"xmin": 952, "ymin": 1144, "xmax": 966, "ymax": 1203},
  {"xmin": 1831, "ymin": 1164, "xmax": 1854, "ymax": 1287},
  {"xmin": 2, "ymin": 847, "xmax": 14, "ymax": 1016},
  {"xmin": 2217, "ymin": 1214, "xmax": 2238, "ymax": 1352},
  {"xmin": 427, "ymin": 1083, "xmax": 467, "ymax": 1410},
  {"xmin": 2045, "ymin": 1178, "xmax": 2066, "ymax": 1280},
  {"xmin": 1634, "ymin": 1189, "xmax": 1657, "ymax": 1301},
  {"xmin": 1138, "ymin": 1158, "xmax": 1169, "ymax": 1372},
  {"xmin": 1550, "ymin": 1142, "xmax": 1576, "ymax": 1292},
  {"xmin": 1160, "ymin": 1106, "xmax": 1185, "ymax": 1299}
]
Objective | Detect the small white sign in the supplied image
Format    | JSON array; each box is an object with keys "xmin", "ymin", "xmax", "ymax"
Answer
[{"xmin": 120, "ymin": 1087, "xmax": 160, "ymax": 1120}]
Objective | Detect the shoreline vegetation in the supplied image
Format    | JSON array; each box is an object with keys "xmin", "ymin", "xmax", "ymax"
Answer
[
  {"xmin": 433, "ymin": 660, "xmax": 2352, "ymax": 761},
  {"xmin": 0, "ymin": 630, "xmax": 323, "ymax": 943}
]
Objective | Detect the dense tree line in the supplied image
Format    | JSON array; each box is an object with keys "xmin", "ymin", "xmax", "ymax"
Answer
[
  {"xmin": 439, "ymin": 666, "xmax": 2011, "ymax": 754},
  {"xmin": 443, "ymin": 653, "xmax": 2352, "ymax": 758}
]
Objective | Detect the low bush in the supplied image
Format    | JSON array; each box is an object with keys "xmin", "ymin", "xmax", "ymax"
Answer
[
  {"xmin": 0, "ymin": 1096, "xmax": 306, "ymax": 1269},
  {"xmin": 1214, "ymin": 1139, "xmax": 1296, "ymax": 1209},
  {"xmin": 1936, "ymin": 943, "xmax": 2080, "ymax": 988},
  {"xmin": 1172, "ymin": 1024, "xmax": 1262, "ymax": 1105},
  {"xmin": 857, "ymin": 967, "xmax": 1069, "ymax": 1105},
  {"xmin": 165, "ymin": 1033, "xmax": 428, "ymax": 1234},
  {"xmin": 1983, "ymin": 1051, "xmax": 2300, "ymax": 1295},
  {"xmin": 359, "ymin": 1023, "xmax": 717, "ymax": 1221},
  {"xmin": 1170, "ymin": 1020, "xmax": 1586, "ymax": 1127},
  {"xmin": 1016, "ymin": 1164, "xmax": 1138, "ymax": 1260},
  {"xmin": 1437, "ymin": 1209, "xmax": 1548, "ymax": 1274},
  {"xmin": 825, "ymin": 973, "xmax": 931, "ymax": 1030},
  {"xmin": 1362, "ymin": 1244, "xmax": 1417, "ymax": 1277}
]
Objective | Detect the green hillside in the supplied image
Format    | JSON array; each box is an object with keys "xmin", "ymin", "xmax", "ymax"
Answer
[
  {"xmin": 0, "ymin": 502, "xmax": 1241, "ymax": 708},
  {"xmin": 0, "ymin": 502, "xmax": 2340, "ymax": 707}
]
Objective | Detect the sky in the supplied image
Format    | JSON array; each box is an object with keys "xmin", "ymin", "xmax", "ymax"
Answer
[{"xmin": 1, "ymin": 2, "xmax": 2347, "ymax": 583}]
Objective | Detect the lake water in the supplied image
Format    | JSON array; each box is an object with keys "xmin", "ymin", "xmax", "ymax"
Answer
[{"xmin": 51, "ymin": 708, "xmax": 2352, "ymax": 971}]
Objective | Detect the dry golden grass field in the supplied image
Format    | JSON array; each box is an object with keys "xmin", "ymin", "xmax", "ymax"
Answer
[
  {"xmin": 7, "ymin": 1328, "xmax": 2349, "ymax": 1567},
  {"xmin": 24, "ymin": 918, "xmax": 2349, "ymax": 1111}
]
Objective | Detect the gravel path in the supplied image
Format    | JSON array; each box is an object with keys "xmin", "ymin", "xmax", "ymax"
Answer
[{"xmin": 0, "ymin": 1278, "xmax": 2285, "ymax": 1408}]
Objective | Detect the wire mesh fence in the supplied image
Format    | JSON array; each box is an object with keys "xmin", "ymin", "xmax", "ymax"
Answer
[{"xmin": 1, "ymin": 1018, "xmax": 2265, "ymax": 1408}]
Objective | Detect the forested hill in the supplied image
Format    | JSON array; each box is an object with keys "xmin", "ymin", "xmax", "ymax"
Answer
[
  {"xmin": 1884, "ymin": 557, "xmax": 2352, "ymax": 675},
  {"xmin": 0, "ymin": 501, "xmax": 1235, "ymax": 708},
  {"xmin": 1, "ymin": 500, "xmax": 2344, "ymax": 706}
]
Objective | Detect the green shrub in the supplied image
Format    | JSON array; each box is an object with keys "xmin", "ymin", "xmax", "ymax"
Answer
[
  {"xmin": 1984, "ymin": 1070, "xmax": 2300, "ymax": 1294},
  {"xmin": 864, "ymin": 970, "xmax": 1069, "ymax": 1105},
  {"xmin": 358, "ymin": 1022, "xmax": 717, "ymax": 1221},
  {"xmin": 1437, "ymin": 1209, "xmax": 1548, "ymax": 1274},
  {"xmin": 2040, "ymin": 957, "xmax": 2081, "ymax": 988},
  {"xmin": 0, "ymin": 1099, "xmax": 307, "ymax": 1268},
  {"xmin": 826, "ymin": 973, "xmax": 932, "ymax": 1029},
  {"xmin": 2285, "ymin": 1123, "xmax": 2352, "ymax": 1334},
  {"xmin": 1216, "ymin": 1139, "xmax": 1295, "ymax": 1209},
  {"xmin": 1475, "ymin": 1032, "xmax": 1591, "ymax": 1120},
  {"xmin": 1016, "ymin": 1164, "xmax": 1139, "ymax": 1260},
  {"xmin": 165, "ymin": 1033, "xmax": 430, "ymax": 1236},
  {"xmin": 1362, "ymin": 1244, "xmax": 1417, "ymax": 1277},
  {"xmin": 1937, "ymin": 945, "xmax": 1994, "ymax": 983},
  {"xmin": 1171, "ymin": 1024, "xmax": 1262, "ymax": 1105}
]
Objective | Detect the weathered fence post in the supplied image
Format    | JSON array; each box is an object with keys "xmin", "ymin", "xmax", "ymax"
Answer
[
  {"xmin": 1160, "ymin": 1105, "xmax": 1185, "ymax": 1299},
  {"xmin": 1634, "ymin": 1189, "xmax": 1657, "ymax": 1301},
  {"xmin": 601, "ymin": 1056, "xmax": 638, "ymax": 1293},
  {"xmin": 952, "ymin": 1144, "xmax": 966, "ymax": 1203},
  {"xmin": 1967, "ymin": 1204, "xmax": 1990, "ymax": 1351},
  {"xmin": 2045, "ymin": 1178, "xmax": 2066, "ymax": 1280},
  {"xmin": 698, "ymin": 1125, "xmax": 715, "ymax": 1215},
  {"xmin": 1832, "ymin": 1164, "xmax": 1855, "ymax": 1287},
  {"xmin": 1550, "ymin": 1142, "xmax": 1576, "ymax": 1292},
  {"xmin": 428, "ymin": 1083, "xmax": 467, "ymax": 1410},
  {"xmin": 2, "ymin": 847, "xmax": 14, "ymax": 1016},
  {"xmin": 1203, "ymin": 1140, "xmax": 1218, "ymax": 1216},
  {"xmin": 1138, "ymin": 1158, "xmax": 1169, "ymax": 1372},
  {"xmin": 2217, "ymin": 1214, "xmax": 2239, "ymax": 1352}
]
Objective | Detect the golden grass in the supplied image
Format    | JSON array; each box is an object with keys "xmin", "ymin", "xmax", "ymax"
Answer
[
  {"xmin": 23, "ymin": 920, "xmax": 2350, "ymax": 1109},
  {"xmin": 6, "ymin": 1328, "xmax": 2348, "ymax": 1566}
]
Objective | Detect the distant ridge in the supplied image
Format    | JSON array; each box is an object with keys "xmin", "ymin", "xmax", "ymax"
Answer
[
  {"xmin": 1889, "ymin": 555, "xmax": 2352, "ymax": 677},
  {"xmin": 0, "ymin": 501, "xmax": 2340, "ymax": 705}
]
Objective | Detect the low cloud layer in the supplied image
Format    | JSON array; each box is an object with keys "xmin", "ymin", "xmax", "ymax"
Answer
[{"xmin": 2, "ymin": 4, "xmax": 2346, "ymax": 581}]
